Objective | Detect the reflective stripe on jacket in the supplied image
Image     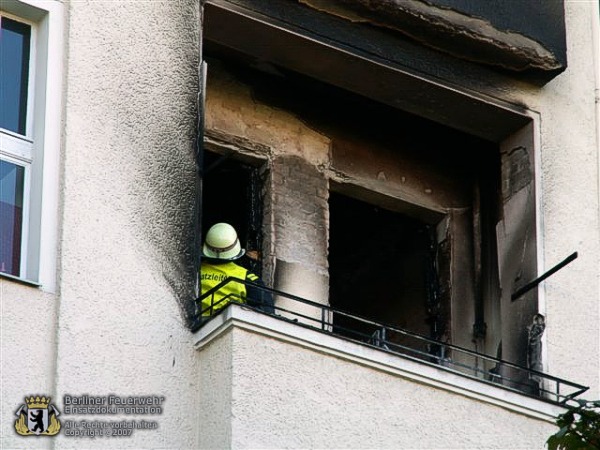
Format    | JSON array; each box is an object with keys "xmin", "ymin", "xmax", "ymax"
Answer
[{"xmin": 200, "ymin": 262, "xmax": 258, "ymax": 316}]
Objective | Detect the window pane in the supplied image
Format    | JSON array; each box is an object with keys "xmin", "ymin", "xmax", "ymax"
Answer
[
  {"xmin": 0, "ymin": 160, "xmax": 24, "ymax": 276},
  {"xmin": 0, "ymin": 17, "xmax": 31, "ymax": 135}
]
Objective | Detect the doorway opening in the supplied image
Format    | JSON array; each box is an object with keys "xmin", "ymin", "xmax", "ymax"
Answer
[
  {"xmin": 201, "ymin": 149, "xmax": 266, "ymax": 276},
  {"xmin": 328, "ymin": 191, "xmax": 445, "ymax": 353}
]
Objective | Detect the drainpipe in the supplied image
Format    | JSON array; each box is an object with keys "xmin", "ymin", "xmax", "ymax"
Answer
[
  {"xmin": 594, "ymin": 3, "xmax": 600, "ymax": 154},
  {"xmin": 594, "ymin": 0, "xmax": 600, "ymax": 285}
]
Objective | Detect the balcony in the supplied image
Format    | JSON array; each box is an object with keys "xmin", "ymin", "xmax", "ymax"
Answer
[{"xmin": 193, "ymin": 278, "xmax": 587, "ymax": 448}]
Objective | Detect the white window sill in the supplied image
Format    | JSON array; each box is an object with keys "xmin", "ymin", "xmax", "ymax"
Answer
[
  {"xmin": 0, "ymin": 272, "xmax": 41, "ymax": 288},
  {"xmin": 193, "ymin": 303, "xmax": 566, "ymax": 423}
]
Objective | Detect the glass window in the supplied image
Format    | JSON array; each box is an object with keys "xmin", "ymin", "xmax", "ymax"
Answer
[
  {"xmin": 0, "ymin": 160, "xmax": 25, "ymax": 276},
  {"xmin": 0, "ymin": 16, "xmax": 31, "ymax": 136},
  {"xmin": 0, "ymin": 4, "xmax": 63, "ymax": 287},
  {"xmin": 0, "ymin": 13, "xmax": 32, "ymax": 279}
]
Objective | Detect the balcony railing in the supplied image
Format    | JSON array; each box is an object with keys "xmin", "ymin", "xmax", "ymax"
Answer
[{"xmin": 196, "ymin": 277, "xmax": 588, "ymax": 406}]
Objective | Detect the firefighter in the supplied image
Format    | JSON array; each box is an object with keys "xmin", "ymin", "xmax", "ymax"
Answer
[{"xmin": 199, "ymin": 223, "xmax": 274, "ymax": 318}]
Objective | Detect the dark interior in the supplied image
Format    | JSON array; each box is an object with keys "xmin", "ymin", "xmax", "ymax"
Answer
[
  {"xmin": 201, "ymin": 150, "xmax": 264, "ymax": 275},
  {"xmin": 202, "ymin": 54, "xmax": 504, "ymax": 358},
  {"xmin": 328, "ymin": 191, "xmax": 433, "ymax": 346}
]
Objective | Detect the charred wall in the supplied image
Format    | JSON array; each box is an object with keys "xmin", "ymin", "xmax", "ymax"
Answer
[
  {"xmin": 298, "ymin": 0, "xmax": 566, "ymax": 73},
  {"xmin": 203, "ymin": 58, "xmax": 511, "ymax": 357}
]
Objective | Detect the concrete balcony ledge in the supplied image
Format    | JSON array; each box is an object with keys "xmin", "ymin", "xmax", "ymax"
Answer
[{"xmin": 193, "ymin": 304, "xmax": 564, "ymax": 423}]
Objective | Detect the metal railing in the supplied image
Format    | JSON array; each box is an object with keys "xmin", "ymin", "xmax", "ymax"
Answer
[{"xmin": 197, "ymin": 277, "xmax": 588, "ymax": 406}]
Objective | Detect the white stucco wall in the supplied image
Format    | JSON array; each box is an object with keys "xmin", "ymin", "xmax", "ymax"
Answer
[
  {"xmin": 2, "ymin": 0, "xmax": 598, "ymax": 449},
  {"xmin": 231, "ymin": 331, "xmax": 554, "ymax": 449},
  {"xmin": 1, "ymin": 283, "xmax": 57, "ymax": 450},
  {"xmin": 52, "ymin": 1, "xmax": 200, "ymax": 448},
  {"xmin": 51, "ymin": 1, "xmax": 199, "ymax": 448},
  {"xmin": 2, "ymin": 1, "xmax": 62, "ymax": 448},
  {"xmin": 518, "ymin": 2, "xmax": 599, "ymax": 395},
  {"xmin": 463, "ymin": 5, "xmax": 600, "ymax": 395},
  {"xmin": 198, "ymin": 331, "xmax": 233, "ymax": 449},
  {"xmin": 196, "ymin": 308, "xmax": 558, "ymax": 449}
]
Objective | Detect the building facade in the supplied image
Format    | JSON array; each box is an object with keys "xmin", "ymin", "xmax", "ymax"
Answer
[{"xmin": 1, "ymin": 0, "xmax": 599, "ymax": 448}]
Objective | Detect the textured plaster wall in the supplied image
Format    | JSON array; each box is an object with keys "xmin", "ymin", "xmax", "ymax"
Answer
[
  {"xmin": 1, "ymin": 282, "xmax": 57, "ymax": 450},
  {"xmin": 197, "ymin": 331, "xmax": 233, "ymax": 448},
  {"xmin": 505, "ymin": 2, "xmax": 600, "ymax": 395},
  {"xmin": 50, "ymin": 1, "xmax": 201, "ymax": 448},
  {"xmin": 226, "ymin": 327, "xmax": 554, "ymax": 449}
]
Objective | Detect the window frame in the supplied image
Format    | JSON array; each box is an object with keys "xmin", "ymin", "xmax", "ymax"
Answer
[
  {"xmin": 0, "ymin": 155, "xmax": 31, "ymax": 277},
  {"xmin": 0, "ymin": 12, "xmax": 35, "ymax": 280},
  {"xmin": 0, "ymin": 0, "xmax": 64, "ymax": 291},
  {"xmin": 0, "ymin": 13, "xmax": 36, "ymax": 140}
]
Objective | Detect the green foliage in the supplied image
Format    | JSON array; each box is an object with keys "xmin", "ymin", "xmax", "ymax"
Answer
[{"xmin": 547, "ymin": 399, "xmax": 600, "ymax": 450}]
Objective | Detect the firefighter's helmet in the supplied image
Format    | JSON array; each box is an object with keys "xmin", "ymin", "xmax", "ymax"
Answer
[{"xmin": 202, "ymin": 223, "xmax": 245, "ymax": 260}]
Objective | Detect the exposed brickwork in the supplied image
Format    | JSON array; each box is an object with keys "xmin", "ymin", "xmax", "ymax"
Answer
[
  {"xmin": 501, "ymin": 145, "xmax": 532, "ymax": 201},
  {"xmin": 268, "ymin": 155, "xmax": 329, "ymax": 274}
]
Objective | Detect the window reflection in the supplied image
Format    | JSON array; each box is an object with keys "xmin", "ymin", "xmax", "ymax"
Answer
[
  {"xmin": 0, "ymin": 160, "xmax": 25, "ymax": 276},
  {"xmin": 0, "ymin": 17, "xmax": 31, "ymax": 135}
]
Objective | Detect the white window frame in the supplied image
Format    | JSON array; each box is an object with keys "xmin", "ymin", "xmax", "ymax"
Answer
[
  {"xmin": 1, "ymin": 12, "xmax": 35, "ymax": 279},
  {"xmin": 0, "ymin": 0, "xmax": 64, "ymax": 292}
]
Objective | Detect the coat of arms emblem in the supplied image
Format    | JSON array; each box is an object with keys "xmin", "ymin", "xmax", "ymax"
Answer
[{"xmin": 14, "ymin": 396, "xmax": 61, "ymax": 436}]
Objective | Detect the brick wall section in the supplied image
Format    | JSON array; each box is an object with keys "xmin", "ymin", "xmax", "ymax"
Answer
[
  {"xmin": 501, "ymin": 145, "xmax": 532, "ymax": 201},
  {"xmin": 268, "ymin": 155, "xmax": 329, "ymax": 273}
]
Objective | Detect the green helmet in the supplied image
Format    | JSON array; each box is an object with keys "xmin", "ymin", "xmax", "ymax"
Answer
[{"xmin": 202, "ymin": 223, "xmax": 245, "ymax": 260}]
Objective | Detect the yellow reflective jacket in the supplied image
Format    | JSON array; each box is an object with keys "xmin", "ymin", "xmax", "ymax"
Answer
[{"xmin": 200, "ymin": 261, "xmax": 259, "ymax": 316}]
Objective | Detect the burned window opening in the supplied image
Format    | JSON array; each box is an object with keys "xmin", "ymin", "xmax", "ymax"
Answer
[
  {"xmin": 203, "ymin": 46, "xmax": 538, "ymax": 374},
  {"xmin": 201, "ymin": 149, "xmax": 266, "ymax": 276},
  {"xmin": 328, "ymin": 191, "xmax": 448, "ymax": 356},
  {"xmin": 424, "ymin": 223, "xmax": 449, "ymax": 359}
]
